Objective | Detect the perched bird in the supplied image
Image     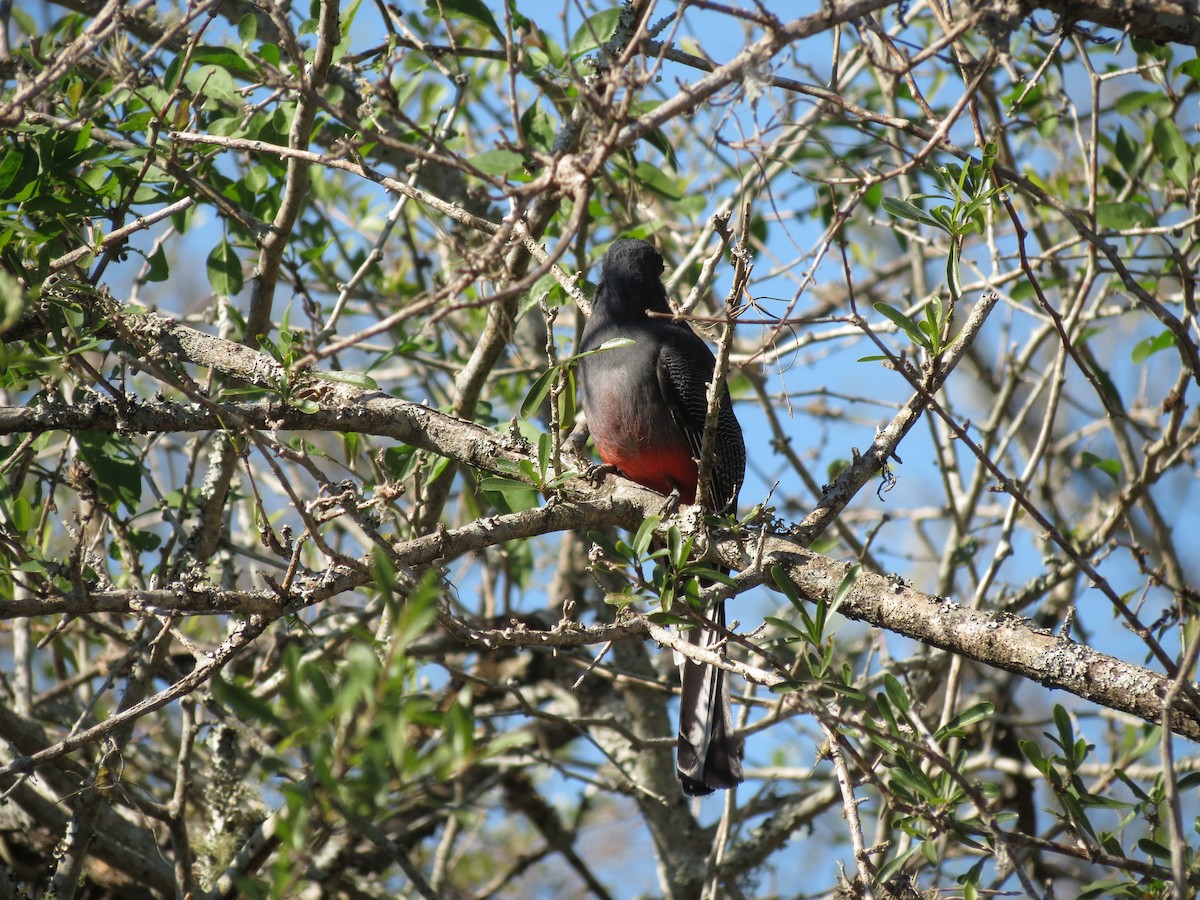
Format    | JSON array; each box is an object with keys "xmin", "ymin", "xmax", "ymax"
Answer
[{"xmin": 577, "ymin": 238, "xmax": 746, "ymax": 795}]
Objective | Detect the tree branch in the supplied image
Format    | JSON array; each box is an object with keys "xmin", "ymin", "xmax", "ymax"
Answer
[{"xmin": 8, "ymin": 288, "xmax": 1198, "ymax": 770}]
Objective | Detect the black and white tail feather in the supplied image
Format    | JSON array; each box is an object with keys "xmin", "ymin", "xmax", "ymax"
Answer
[{"xmin": 676, "ymin": 601, "xmax": 743, "ymax": 795}]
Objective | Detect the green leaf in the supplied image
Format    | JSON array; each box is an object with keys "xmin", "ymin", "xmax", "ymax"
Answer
[
  {"xmin": 946, "ymin": 243, "xmax": 961, "ymax": 303},
  {"xmin": 768, "ymin": 680, "xmax": 805, "ymax": 694},
  {"xmin": 521, "ymin": 366, "xmax": 557, "ymax": 419},
  {"xmin": 1112, "ymin": 767, "xmax": 1151, "ymax": 803},
  {"xmin": 875, "ymin": 844, "xmax": 921, "ymax": 883},
  {"xmin": 574, "ymin": 336, "xmax": 634, "ymax": 359},
  {"xmin": 829, "ymin": 564, "xmax": 859, "ymax": 619},
  {"xmin": 825, "ymin": 680, "xmax": 866, "ymax": 701},
  {"xmin": 1131, "ymin": 330, "xmax": 1175, "ymax": 364},
  {"xmin": 469, "ymin": 148, "xmax": 525, "ymax": 179},
  {"xmin": 631, "ymin": 514, "xmax": 661, "ymax": 557},
  {"xmin": 76, "ymin": 433, "xmax": 142, "ymax": 513},
  {"xmin": 520, "ymin": 101, "xmax": 558, "ymax": 153},
  {"xmin": 426, "ymin": 0, "xmax": 503, "ymax": 40},
  {"xmin": 9, "ymin": 495, "xmax": 31, "ymax": 533},
  {"xmin": 1019, "ymin": 738, "xmax": 1052, "ymax": 776},
  {"xmin": 477, "ymin": 474, "xmax": 530, "ymax": 494},
  {"xmin": 1052, "ymin": 704, "xmax": 1075, "ymax": 753},
  {"xmin": 1080, "ymin": 451, "xmax": 1121, "ymax": 484},
  {"xmin": 688, "ymin": 566, "xmax": 735, "ymax": 587},
  {"xmin": 478, "ymin": 476, "xmax": 537, "ymax": 510},
  {"xmin": 207, "ymin": 239, "xmax": 243, "ymax": 296},
  {"xmin": 144, "ymin": 245, "xmax": 169, "ymax": 282},
  {"xmin": 881, "ymin": 196, "xmax": 944, "ymax": 230},
  {"xmin": 558, "ymin": 369, "xmax": 577, "ymax": 431},
  {"xmin": 191, "ymin": 45, "xmax": 257, "ymax": 77},
  {"xmin": 587, "ymin": 529, "xmax": 625, "ymax": 562},
  {"xmin": 212, "ymin": 675, "xmax": 284, "ymax": 729},
  {"xmin": 771, "ymin": 565, "xmax": 808, "ymax": 615},
  {"xmin": 9, "ymin": 6, "xmax": 35, "ymax": 38},
  {"xmin": 1153, "ymin": 118, "xmax": 1192, "ymax": 189},
  {"xmin": 957, "ymin": 860, "xmax": 985, "ymax": 900},
  {"xmin": 1079, "ymin": 880, "xmax": 1141, "ymax": 900},
  {"xmin": 882, "ymin": 673, "xmax": 911, "ymax": 715},
  {"xmin": 311, "ymin": 370, "xmax": 379, "ymax": 390},
  {"xmin": 634, "ymin": 162, "xmax": 682, "ymax": 201},
  {"xmin": 935, "ymin": 702, "xmax": 995, "ymax": 741},
  {"xmin": 537, "ymin": 432, "xmax": 551, "ymax": 477},
  {"xmin": 666, "ymin": 524, "xmax": 684, "ymax": 567},
  {"xmin": 1112, "ymin": 127, "xmax": 1138, "ymax": 174},
  {"xmin": 1077, "ymin": 791, "xmax": 1131, "ymax": 811},
  {"xmin": 638, "ymin": 117, "xmax": 679, "ymax": 170},
  {"xmin": 874, "ymin": 302, "xmax": 928, "ymax": 348},
  {"xmin": 183, "ymin": 64, "xmax": 240, "ymax": 106},
  {"xmin": 602, "ymin": 590, "xmax": 638, "ymax": 610},
  {"xmin": 764, "ymin": 615, "xmax": 807, "ymax": 640},
  {"xmin": 892, "ymin": 765, "xmax": 936, "ymax": 802},
  {"xmin": 1094, "ymin": 201, "xmax": 1154, "ymax": 230},
  {"xmin": 0, "ymin": 143, "xmax": 38, "ymax": 202},
  {"xmin": 445, "ymin": 697, "xmax": 475, "ymax": 758},
  {"xmin": 648, "ymin": 610, "xmax": 691, "ymax": 626},
  {"xmin": 391, "ymin": 574, "xmax": 439, "ymax": 650},
  {"xmin": 1137, "ymin": 837, "xmax": 1171, "ymax": 859},
  {"xmin": 1113, "ymin": 90, "xmax": 1168, "ymax": 117},
  {"xmin": 0, "ymin": 267, "xmax": 25, "ymax": 333},
  {"xmin": 1176, "ymin": 58, "xmax": 1200, "ymax": 82},
  {"xmin": 238, "ymin": 12, "xmax": 258, "ymax": 44},
  {"xmin": 568, "ymin": 8, "xmax": 622, "ymax": 59}
]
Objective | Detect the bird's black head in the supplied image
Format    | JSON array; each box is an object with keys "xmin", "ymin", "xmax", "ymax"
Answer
[
  {"xmin": 603, "ymin": 239, "xmax": 664, "ymax": 281},
  {"xmin": 597, "ymin": 238, "xmax": 672, "ymax": 317}
]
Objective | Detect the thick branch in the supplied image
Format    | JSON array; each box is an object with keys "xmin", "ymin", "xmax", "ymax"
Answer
[
  {"xmin": 1038, "ymin": 0, "xmax": 1200, "ymax": 46},
  {"xmin": 743, "ymin": 538, "xmax": 1200, "ymax": 741}
]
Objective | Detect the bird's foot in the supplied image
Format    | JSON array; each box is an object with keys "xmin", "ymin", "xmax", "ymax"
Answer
[
  {"xmin": 586, "ymin": 462, "xmax": 621, "ymax": 487},
  {"xmin": 561, "ymin": 422, "xmax": 591, "ymax": 464},
  {"xmin": 657, "ymin": 487, "xmax": 684, "ymax": 518}
]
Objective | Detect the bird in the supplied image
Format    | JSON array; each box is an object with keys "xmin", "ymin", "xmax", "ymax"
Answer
[{"xmin": 576, "ymin": 237, "xmax": 746, "ymax": 795}]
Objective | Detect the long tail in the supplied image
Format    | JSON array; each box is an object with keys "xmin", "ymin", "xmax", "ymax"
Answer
[{"xmin": 676, "ymin": 600, "xmax": 743, "ymax": 795}]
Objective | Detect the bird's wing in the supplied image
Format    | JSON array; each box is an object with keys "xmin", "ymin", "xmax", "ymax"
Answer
[
  {"xmin": 656, "ymin": 328, "xmax": 746, "ymax": 513},
  {"xmin": 656, "ymin": 331, "xmax": 714, "ymax": 461}
]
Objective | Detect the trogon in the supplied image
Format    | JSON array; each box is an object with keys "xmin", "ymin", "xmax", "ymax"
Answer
[{"xmin": 577, "ymin": 238, "xmax": 746, "ymax": 795}]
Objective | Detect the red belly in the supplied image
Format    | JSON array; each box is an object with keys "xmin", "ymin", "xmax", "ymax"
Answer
[{"xmin": 592, "ymin": 436, "xmax": 698, "ymax": 505}]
